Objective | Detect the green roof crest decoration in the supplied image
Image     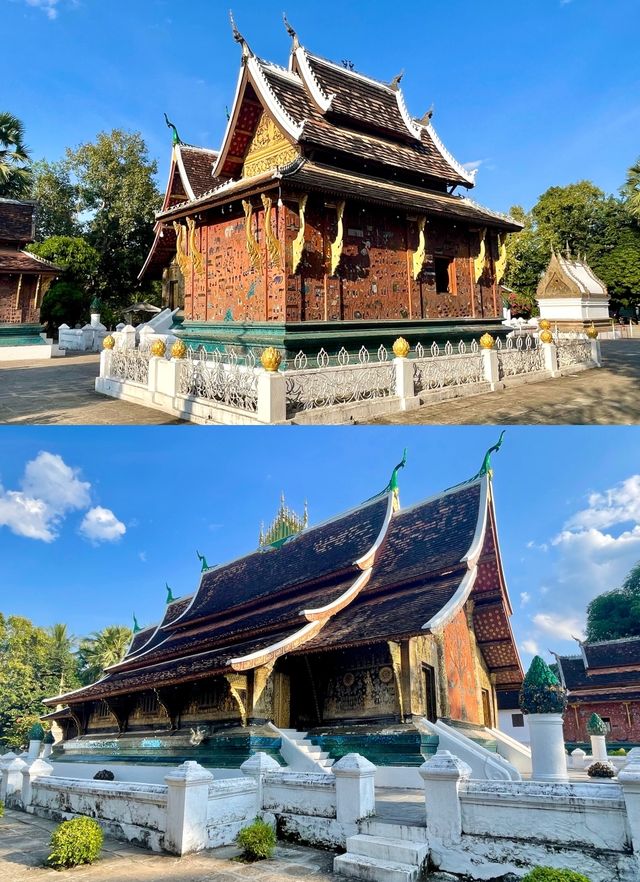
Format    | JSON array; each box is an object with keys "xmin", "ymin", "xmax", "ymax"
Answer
[
  {"xmin": 196, "ymin": 550, "xmax": 210, "ymax": 572},
  {"xmin": 166, "ymin": 583, "xmax": 176, "ymax": 604}
]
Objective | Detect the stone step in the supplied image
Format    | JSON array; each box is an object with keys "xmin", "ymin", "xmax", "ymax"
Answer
[
  {"xmin": 334, "ymin": 853, "xmax": 421, "ymax": 882},
  {"xmin": 281, "ymin": 729, "xmax": 308, "ymax": 739},
  {"xmin": 359, "ymin": 820, "xmax": 428, "ymax": 843},
  {"xmin": 346, "ymin": 834, "xmax": 428, "ymax": 866}
]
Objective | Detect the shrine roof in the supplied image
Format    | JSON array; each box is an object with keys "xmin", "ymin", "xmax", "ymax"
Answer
[
  {"xmin": 558, "ymin": 654, "xmax": 640, "ymax": 691},
  {"xmin": 0, "ymin": 247, "xmax": 61, "ymax": 275},
  {"xmin": 583, "ymin": 636, "xmax": 640, "ymax": 669},
  {"xmin": 0, "ymin": 198, "xmax": 36, "ymax": 244}
]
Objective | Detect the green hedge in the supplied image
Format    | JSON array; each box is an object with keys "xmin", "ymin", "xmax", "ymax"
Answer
[
  {"xmin": 47, "ymin": 817, "xmax": 103, "ymax": 868},
  {"xmin": 236, "ymin": 817, "xmax": 276, "ymax": 860},
  {"xmin": 523, "ymin": 868, "xmax": 591, "ymax": 882}
]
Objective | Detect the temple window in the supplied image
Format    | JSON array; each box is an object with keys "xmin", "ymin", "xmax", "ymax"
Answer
[
  {"xmin": 423, "ymin": 664, "xmax": 437, "ymax": 722},
  {"xmin": 140, "ymin": 692, "xmax": 158, "ymax": 715},
  {"xmin": 96, "ymin": 701, "xmax": 110, "ymax": 719},
  {"xmin": 601, "ymin": 716, "xmax": 612, "ymax": 733},
  {"xmin": 511, "ymin": 712, "xmax": 525, "ymax": 728},
  {"xmin": 434, "ymin": 256, "xmax": 456, "ymax": 294}
]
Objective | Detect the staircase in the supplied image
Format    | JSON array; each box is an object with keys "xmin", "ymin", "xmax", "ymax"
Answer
[
  {"xmin": 334, "ymin": 820, "xmax": 428, "ymax": 881},
  {"xmin": 270, "ymin": 725, "xmax": 334, "ymax": 773}
]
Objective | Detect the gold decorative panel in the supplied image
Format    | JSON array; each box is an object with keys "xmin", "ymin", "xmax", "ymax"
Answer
[
  {"xmin": 242, "ymin": 200, "xmax": 262, "ymax": 272},
  {"xmin": 261, "ymin": 193, "xmax": 281, "ymax": 267},
  {"xmin": 187, "ymin": 217, "xmax": 204, "ymax": 275},
  {"xmin": 242, "ymin": 112, "xmax": 299, "ymax": 178},
  {"xmin": 474, "ymin": 228, "xmax": 486, "ymax": 283},
  {"xmin": 330, "ymin": 200, "xmax": 346, "ymax": 276},
  {"xmin": 173, "ymin": 221, "xmax": 190, "ymax": 276},
  {"xmin": 291, "ymin": 194, "xmax": 308, "ymax": 274},
  {"xmin": 495, "ymin": 233, "xmax": 507, "ymax": 284},
  {"xmin": 412, "ymin": 216, "xmax": 427, "ymax": 280}
]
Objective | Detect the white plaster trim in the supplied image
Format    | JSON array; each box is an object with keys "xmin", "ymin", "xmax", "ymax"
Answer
[
  {"xmin": 422, "ymin": 566, "xmax": 478, "ymax": 631},
  {"xmin": 229, "ymin": 620, "xmax": 324, "ymax": 671},
  {"xmin": 461, "ymin": 473, "xmax": 489, "ymax": 567},
  {"xmin": 486, "ymin": 480, "xmax": 514, "ymax": 617},
  {"xmin": 247, "ymin": 56, "xmax": 304, "ymax": 140},
  {"xmin": 212, "ymin": 63, "xmax": 247, "ymax": 178},
  {"xmin": 354, "ymin": 492, "xmax": 394, "ymax": 568},
  {"xmin": 175, "ymin": 146, "xmax": 196, "ymax": 202},
  {"xmin": 395, "ymin": 90, "xmax": 422, "ymax": 140},
  {"xmin": 423, "ymin": 121, "xmax": 476, "ymax": 186},
  {"xmin": 295, "ymin": 47, "xmax": 333, "ymax": 111},
  {"xmin": 301, "ymin": 568, "xmax": 372, "ymax": 621}
]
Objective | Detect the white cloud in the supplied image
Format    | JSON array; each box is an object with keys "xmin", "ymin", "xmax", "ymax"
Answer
[
  {"xmin": 521, "ymin": 639, "xmax": 539, "ymax": 655},
  {"xmin": 565, "ymin": 475, "xmax": 640, "ymax": 532},
  {"xmin": 0, "ymin": 451, "xmax": 91, "ymax": 542},
  {"xmin": 25, "ymin": 0, "xmax": 60, "ymax": 19},
  {"xmin": 138, "ymin": 551, "xmax": 147, "ymax": 563},
  {"xmin": 462, "ymin": 159, "xmax": 486, "ymax": 173},
  {"xmin": 532, "ymin": 612, "xmax": 585, "ymax": 642},
  {"xmin": 79, "ymin": 507, "xmax": 126, "ymax": 544},
  {"xmin": 520, "ymin": 591, "xmax": 531, "ymax": 606}
]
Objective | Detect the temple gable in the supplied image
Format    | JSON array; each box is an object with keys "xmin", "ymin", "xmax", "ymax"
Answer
[{"xmin": 242, "ymin": 111, "xmax": 299, "ymax": 178}]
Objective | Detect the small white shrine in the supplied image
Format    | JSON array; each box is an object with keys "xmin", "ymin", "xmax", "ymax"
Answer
[{"xmin": 536, "ymin": 250, "xmax": 610, "ymax": 331}]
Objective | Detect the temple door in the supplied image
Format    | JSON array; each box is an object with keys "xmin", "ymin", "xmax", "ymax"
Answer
[
  {"xmin": 273, "ymin": 672, "xmax": 291, "ymax": 728},
  {"xmin": 481, "ymin": 688, "xmax": 493, "ymax": 727}
]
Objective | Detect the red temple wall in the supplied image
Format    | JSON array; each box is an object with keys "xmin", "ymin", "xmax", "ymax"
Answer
[
  {"xmin": 0, "ymin": 274, "xmax": 40, "ymax": 324},
  {"xmin": 564, "ymin": 699, "xmax": 640, "ymax": 743},
  {"xmin": 442, "ymin": 607, "xmax": 484, "ymax": 724},
  {"xmin": 183, "ymin": 197, "xmax": 500, "ymax": 324}
]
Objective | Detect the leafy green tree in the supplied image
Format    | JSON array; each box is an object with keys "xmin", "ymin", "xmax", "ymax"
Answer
[
  {"xmin": 621, "ymin": 156, "xmax": 640, "ymax": 220},
  {"xmin": 77, "ymin": 625, "xmax": 132, "ymax": 684},
  {"xmin": 586, "ymin": 561, "xmax": 640, "ymax": 641},
  {"xmin": 28, "ymin": 236, "xmax": 101, "ymax": 329},
  {"xmin": 66, "ymin": 130, "xmax": 161, "ymax": 312},
  {"xmin": 47, "ymin": 624, "xmax": 79, "ymax": 695},
  {"xmin": 504, "ymin": 204, "xmax": 548, "ymax": 299},
  {"xmin": 29, "ymin": 159, "xmax": 79, "ymax": 240},
  {"xmin": 0, "ymin": 111, "xmax": 31, "ymax": 198}
]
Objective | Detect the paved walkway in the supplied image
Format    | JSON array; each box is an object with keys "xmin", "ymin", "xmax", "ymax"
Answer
[
  {"xmin": 0, "ymin": 810, "xmax": 336, "ymax": 881},
  {"xmin": 0, "ymin": 354, "xmax": 183, "ymax": 425},
  {"xmin": 373, "ymin": 340, "xmax": 640, "ymax": 425}
]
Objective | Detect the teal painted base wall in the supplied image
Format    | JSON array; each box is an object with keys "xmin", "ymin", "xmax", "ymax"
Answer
[{"xmin": 0, "ymin": 323, "xmax": 47, "ymax": 347}]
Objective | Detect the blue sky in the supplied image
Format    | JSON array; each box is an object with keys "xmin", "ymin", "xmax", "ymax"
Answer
[
  {"xmin": 1, "ymin": 426, "xmax": 640, "ymax": 669},
  {"xmin": 4, "ymin": 0, "xmax": 639, "ymax": 213}
]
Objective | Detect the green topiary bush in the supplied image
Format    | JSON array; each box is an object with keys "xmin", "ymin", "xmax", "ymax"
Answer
[
  {"xmin": 47, "ymin": 817, "xmax": 103, "ymax": 868},
  {"xmin": 522, "ymin": 868, "xmax": 591, "ymax": 882},
  {"xmin": 28, "ymin": 723, "xmax": 44, "ymax": 741},
  {"xmin": 236, "ymin": 817, "xmax": 276, "ymax": 861},
  {"xmin": 43, "ymin": 732, "xmax": 55, "ymax": 745},
  {"xmin": 519, "ymin": 656, "xmax": 568, "ymax": 715},
  {"xmin": 586, "ymin": 713, "xmax": 608, "ymax": 736},
  {"xmin": 587, "ymin": 761, "xmax": 616, "ymax": 778}
]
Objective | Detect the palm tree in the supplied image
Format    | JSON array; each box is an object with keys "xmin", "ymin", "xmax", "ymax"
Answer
[
  {"xmin": 78, "ymin": 625, "xmax": 133, "ymax": 684},
  {"xmin": 0, "ymin": 112, "xmax": 32, "ymax": 198},
  {"xmin": 622, "ymin": 157, "xmax": 640, "ymax": 220},
  {"xmin": 47, "ymin": 623, "xmax": 76, "ymax": 693}
]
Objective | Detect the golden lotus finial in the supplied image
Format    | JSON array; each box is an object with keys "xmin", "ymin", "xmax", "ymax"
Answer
[
  {"xmin": 151, "ymin": 339, "xmax": 167, "ymax": 358},
  {"xmin": 392, "ymin": 337, "xmax": 411, "ymax": 358},
  {"xmin": 539, "ymin": 319, "xmax": 552, "ymax": 331},
  {"xmin": 479, "ymin": 333, "xmax": 495, "ymax": 350},
  {"xmin": 171, "ymin": 339, "xmax": 187, "ymax": 359},
  {"xmin": 102, "ymin": 335, "xmax": 115, "ymax": 350},
  {"xmin": 586, "ymin": 323, "xmax": 598, "ymax": 339},
  {"xmin": 539, "ymin": 329, "xmax": 554, "ymax": 344},
  {"xmin": 261, "ymin": 346, "xmax": 282, "ymax": 372}
]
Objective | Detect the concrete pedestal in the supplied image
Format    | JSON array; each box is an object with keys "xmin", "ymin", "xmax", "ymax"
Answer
[{"xmin": 528, "ymin": 714, "xmax": 568, "ymax": 783}]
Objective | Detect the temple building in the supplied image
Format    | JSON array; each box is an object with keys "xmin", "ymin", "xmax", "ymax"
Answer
[
  {"xmin": 43, "ymin": 447, "xmax": 523, "ymax": 772},
  {"xmin": 536, "ymin": 250, "xmax": 611, "ymax": 333},
  {"xmin": 557, "ymin": 637, "xmax": 640, "ymax": 747},
  {"xmin": 139, "ymin": 17, "xmax": 521, "ymax": 357},
  {"xmin": 0, "ymin": 198, "xmax": 60, "ymax": 360}
]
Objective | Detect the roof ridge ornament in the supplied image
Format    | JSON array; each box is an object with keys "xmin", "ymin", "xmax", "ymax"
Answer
[
  {"xmin": 164, "ymin": 113, "xmax": 182, "ymax": 146},
  {"xmin": 478, "ymin": 430, "xmax": 505, "ymax": 478},
  {"xmin": 390, "ymin": 70, "xmax": 404, "ymax": 91},
  {"xmin": 196, "ymin": 549, "xmax": 210, "ymax": 572},
  {"xmin": 229, "ymin": 9, "xmax": 253, "ymax": 59},
  {"xmin": 283, "ymin": 12, "xmax": 300, "ymax": 50},
  {"xmin": 132, "ymin": 614, "xmax": 142, "ymax": 634},
  {"xmin": 166, "ymin": 583, "xmax": 176, "ymax": 604}
]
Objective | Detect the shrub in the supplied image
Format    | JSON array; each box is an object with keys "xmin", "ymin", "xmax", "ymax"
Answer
[
  {"xmin": 519, "ymin": 656, "xmax": 568, "ymax": 715},
  {"xmin": 612, "ymin": 748, "xmax": 627, "ymax": 756},
  {"xmin": 0, "ymin": 802, "xmax": 4, "ymax": 818},
  {"xmin": 47, "ymin": 817, "xmax": 103, "ymax": 868},
  {"xmin": 587, "ymin": 761, "xmax": 616, "ymax": 778},
  {"xmin": 585, "ymin": 713, "xmax": 608, "ymax": 736},
  {"xmin": 28, "ymin": 723, "xmax": 45, "ymax": 741},
  {"xmin": 236, "ymin": 817, "xmax": 276, "ymax": 861},
  {"xmin": 93, "ymin": 769, "xmax": 114, "ymax": 781},
  {"xmin": 522, "ymin": 869, "xmax": 591, "ymax": 882},
  {"xmin": 43, "ymin": 732, "xmax": 55, "ymax": 746}
]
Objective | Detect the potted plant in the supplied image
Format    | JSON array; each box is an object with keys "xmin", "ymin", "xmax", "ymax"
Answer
[{"xmin": 519, "ymin": 656, "xmax": 568, "ymax": 782}]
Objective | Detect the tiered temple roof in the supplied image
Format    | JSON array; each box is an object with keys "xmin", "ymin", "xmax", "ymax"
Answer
[
  {"xmin": 557, "ymin": 636, "xmax": 640, "ymax": 701},
  {"xmin": 45, "ymin": 459, "xmax": 523, "ymax": 711},
  {"xmin": 0, "ymin": 198, "xmax": 60, "ymax": 277}
]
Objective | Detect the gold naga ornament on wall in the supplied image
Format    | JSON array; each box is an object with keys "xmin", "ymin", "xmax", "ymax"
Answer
[
  {"xmin": 186, "ymin": 217, "xmax": 204, "ymax": 275},
  {"xmin": 412, "ymin": 216, "xmax": 427, "ymax": 280},
  {"xmin": 474, "ymin": 228, "xmax": 487, "ymax": 283},
  {"xmin": 172, "ymin": 221, "xmax": 190, "ymax": 276},
  {"xmin": 242, "ymin": 112, "xmax": 299, "ymax": 179},
  {"xmin": 260, "ymin": 194, "xmax": 281, "ymax": 268},
  {"xmin": 330, "ymin": 200, "xmax": 346, "ymax": 276},
  {"xmin": 242, "ymin": 200, "xmax": 262, "ymax": 272},
  {"xmin": 494, "ymin": 233, "xmax": 508, "ymax": 284},
  {"xmin": 291, "ymin": 194, "xmax": 308, "ymax": 274}
]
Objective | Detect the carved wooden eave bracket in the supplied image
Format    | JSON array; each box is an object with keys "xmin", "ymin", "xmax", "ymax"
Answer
[
  {"xmin": 330, "ymin": 200, "xmax": 346, "ymax": 276},
  {"xmin": 242, "ymin": 199, "xmax": 262, "ymax": 272},
  {"xmin": 474, "ymin": 228, "xmax": 487, "ymax": 283},
  {"xmin": 261, "ymin": 194, "xmax": 282, "ymax": 268},
  {"xmin": 173, "ymin": 220, "xmax": 190, "ymax": 277},
  {"xmin": 412, "ymin": 216, "xmax": 427, "ymax": 280},
  {"xmin": 291, "ymin": 193, "xmax": 308, "ymax": 273},
  {"xmin": 224, "ymin": 673, "xmax": 248, "ymax": 726},
  {"xmin": 187, "ymin": 217, "xmax": 204, "ymax": 275},
  {"xmin": 494, "ymin": 233, "xmax": 508, "ymax": 285}
]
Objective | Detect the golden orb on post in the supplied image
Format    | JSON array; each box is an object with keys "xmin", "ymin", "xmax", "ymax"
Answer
[
  {"xmin": 586, "ymin": 323, "xmax": 599, "ymax": 340},
  {"xmin": 539, "ymin": 319, "xmax": 552, "ymax": 331},
  {"xmin": 150, "ymin": 339, "xmax": 167, "ymax": 358},
  {"xmin": 540, "ymin": 329, "xmax": 554, "ymax": 344},
  {"xmin": 392, "ymin": 337, "xmax": 411, "ymax": 358},
  {"xmin": 260, "ymin": 346, "xmax": 282, "ymax": 372},
  {"xmin": 479, "ymin": 333, "xmax": 495, "ymax": 350},
  {"xmin": 171, "ymin": 339, "xmax": 187, "ymax": 359},
  {"xmin": 102, "ymin": 335, "xmax": 115, "ymax": 350}
]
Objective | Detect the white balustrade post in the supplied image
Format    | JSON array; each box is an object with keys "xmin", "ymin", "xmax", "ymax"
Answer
[
  {"xmin": 542, "ymin": 341, "xmax": 560, "ymax": 378},
  {"xmin": 119, "ymin": 324, "xmax": 137, "ymax": 349},
  {"xmin": 156, "ymin": 357, "xmax": 180, "ymax": 401},
  {"xmin": 619, "ymin": 758, "xmax": 640, "ymax": 871},
  {"xmin": 571, "ymin": 747, "xmax": 586, "ymax": 770},
  {"xmin": 21, "ymin": 758, "xmax": 53, "ymax": 810},
  {"xmin": 527, "ymin": 714, "xmax": 569, "ymax": 783},
  {"xmin": 419, "ymin": 751, "xmax": 470, "ymax": 846},
  {"xmin": 590, "ymin": 734, "xmax": 608, "ymax": 762},
  {"xmin": 481, "ymin": 348, "xmax": 501, "ymax": 391},
  {"xmin": 590, "ymin": 339, "xmax": 602, "ymax": 367},
  {"xmin": 164, "ymin": 761, "xmax": 213, "ymax": 856},
  {"xmin": 0, "ymin": 752, "xmax": 17, "ymax": 802},
  {"xmin": 393, "ymin": 357, "xmax": 418, "ymax": 411},
  {"xmin": 1, "ymin": 757, "xmax": 28, "ymax": 805},
  {"xmin": 241, "ymin": 751, "xmax": 280, "ymax": 810},
  {"xmin": 27, "ymin": 738, "xmax": 42, "ymax": 761},
  {"xmin": 257, "ymin": 370, "xmax": 286, "ymax": 424},
  {"xmin": 147, "ymin": 354, "xmax": 161, "ymax": 394},
  {"xmin": 333, "ymin": 753, "xmax": 376, "ymax": 833},
  {"xmin": 99, "ymin": 348, "xmax": 112, "ymax": 379}
]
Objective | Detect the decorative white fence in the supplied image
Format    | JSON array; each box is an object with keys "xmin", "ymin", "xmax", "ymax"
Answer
[{"xmin": 95, "ymin": 332, "xmax": 601, "ymax": 425}]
